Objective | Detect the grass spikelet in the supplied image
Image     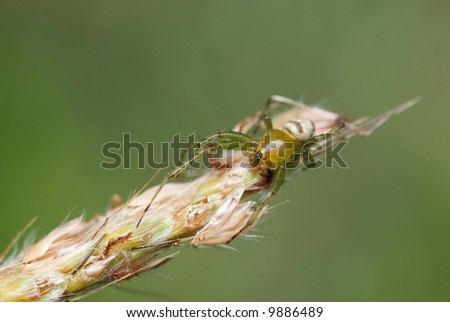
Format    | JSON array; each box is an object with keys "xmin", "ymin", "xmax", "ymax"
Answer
[{"xmin": 0, "ymin": 97, "xmax": 420, "ymax": 301}]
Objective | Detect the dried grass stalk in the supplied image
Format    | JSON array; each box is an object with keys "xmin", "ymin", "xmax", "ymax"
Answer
[{"xmin": 0, "ymin": 97, "xmax": 420, "ymax": 301}]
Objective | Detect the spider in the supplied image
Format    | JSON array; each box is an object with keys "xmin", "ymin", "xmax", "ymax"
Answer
[{"xmin": 136, "ymin": 96, "xmax": 344, "ymax": 239}]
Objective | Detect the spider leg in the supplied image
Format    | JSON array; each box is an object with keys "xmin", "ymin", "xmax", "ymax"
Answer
[
  {"xmin": 308, "ymin": 122, "xmax": 345, "ymax": 144},
  {"xmin": 177, "ymin": 131, "xmax": 257, "ymax": 167},
  {"xmin": 296, "ymin": 122, "xmax": 346, "ymax": 169},
  {"xmin": 262, "ymin": 113, "xmax": 273, "ymax": 131},
  {"xmin": 136, "ymin": 143, "xmax": 218, "ymax": 228},
  {"xmin": 177, "ymin": 131, "xmax": 258, "ymax": 178},
  {"xmin": 230, "ymin": 165, "xmax": 286, "ymax": 242},
  {"xmin": 136, "ymin": 137, "xmax": 258, "ymax": 228},
  {"xmin": 247, "ymin": 95, "xmax": 305, "ymax": 135},
  {"xmin": 207, "ymin": 139, "xmax": 259, "ymax": 169}
]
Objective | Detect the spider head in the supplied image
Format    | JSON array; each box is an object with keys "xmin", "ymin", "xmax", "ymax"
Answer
[
  {"xmin": 256, "ymin": 129, "xmax": 296, "ymax": 168},
  {"xmin": 256, "ymin": 150, "xmax": 264, "ymax": 160}
]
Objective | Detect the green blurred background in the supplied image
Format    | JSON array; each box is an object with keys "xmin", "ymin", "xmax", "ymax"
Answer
[{"xmin": 1, "ymin": 1, "xmax": 449, "ymax": 301}]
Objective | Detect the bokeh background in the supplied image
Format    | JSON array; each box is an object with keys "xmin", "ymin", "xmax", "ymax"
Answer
[{"xmin": 1, "ymin": 1, "xmax": 449, "ymax": 301}]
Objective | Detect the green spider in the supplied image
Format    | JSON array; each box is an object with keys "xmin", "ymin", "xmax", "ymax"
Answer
[{"xmin": 136, "ymin": 96, "xmax": 344, "ymax": 238}]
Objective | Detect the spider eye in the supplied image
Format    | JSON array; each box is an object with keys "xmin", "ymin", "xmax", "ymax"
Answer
[
  {"xmin": 284, "ymin": 120, "xmax": 315, "ymax": 141},
  {"xmin": 256, "ymin": 151, "xmax": 263, "ymax": 159}
]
